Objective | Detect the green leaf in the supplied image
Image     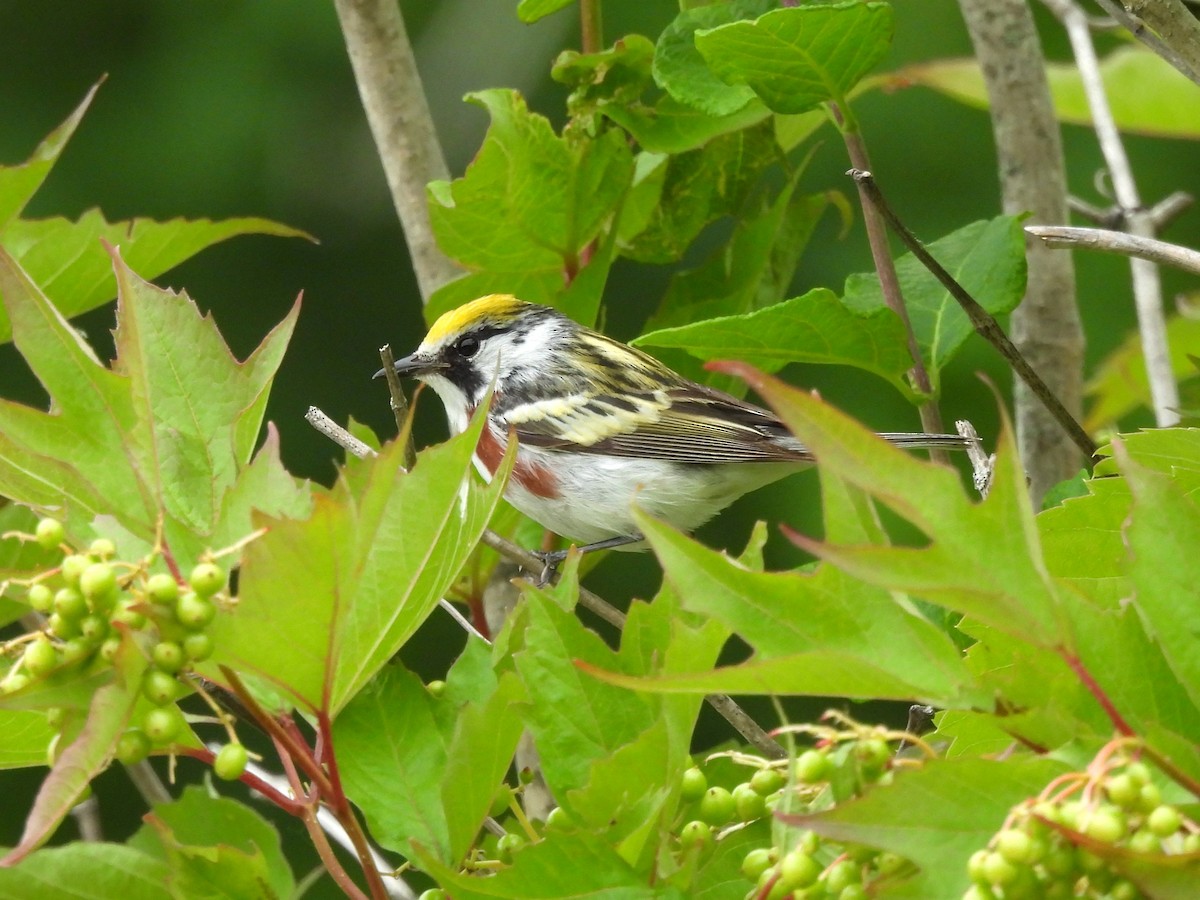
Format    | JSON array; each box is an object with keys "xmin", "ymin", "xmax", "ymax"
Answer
[
  {"xmin": 792, "ymin": 757, "xmax": 1070, "ymax": 899},
  {"xmin": 1085, "ymin": 312, "xmax": 1200, "ymax": 430},
  {"xmin": 0, "ymin": 84, "xmax": 97, "ymax": 230},
  {"xmin": 0, "ymin": 709, "xmax": 55, "ymax": 770},
  {"xmin": 1120, "ymin": 440, "xmax": 1200, "ymax": 709},
  {"xmin": 694, "ymin": 2, "xmax": 894, "ymax": 114},
  {"xmin": 604, "ymin": 96, "xmax": 770, "ymax": 155},
  {"xmin": 416, "ymin": 829, "xmax": 668, "ymax": 900},
  {"xmin": 842, "ymin": 215, "xmax": 1027, "ymax": 392},
  {"xmin": 902, "ymin": 44, "xmax": 1200, "ymax": 141},
  {"xmin": 620, "ymin": 121, "xmax": 785, "ymax": 265},
  {"xmin": 636, "ymin": 288, "xmax": 913, "ymax": 392},
  {"xmin": 0, "ymin": 843, "xmax": 172, "ymax": 900},
  {"xmin": 513, "ymin": 589, "xmax": 657, "ymax": 799},
  {"xmin": 517, "ymin": 0, "xmax": 574, "ymax": 24},
  {"xmin": 653, "ymin": 1, "xmax": 775, "ymax": 117},
  {"xmin": 428, "ymin": 89, "xmax": 632, "ymax": 304},
  {"xmin": 0, "ymin": 246, "xmax": 307, "ymax": 561},
  {"xmin": 129, "ymin": 786, "xmax": 293, "ymax": 900},
  {"xmin": 1, "ymin": 212, "xmax": 311, "ymax": 344},
  {"xmin": 717, "ymin": 363, "xmax": 1069, "ymax": 643},
  {"xmin": 208, "ymin": 413, "xmax": 510, "ymax": 715},
  {"xmin": 588, "ymin": 508, "xmax": 979, "ymax": 706}
]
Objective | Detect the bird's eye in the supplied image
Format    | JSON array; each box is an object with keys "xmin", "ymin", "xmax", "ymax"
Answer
[{"xmin": 454, "ymin": 335, "xmax": 481, "ymax": 358}]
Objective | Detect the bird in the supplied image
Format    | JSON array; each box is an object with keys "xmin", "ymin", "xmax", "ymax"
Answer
[{"xmin": 380, "ymin": 294, "xmax": 970, "ymax": 568}]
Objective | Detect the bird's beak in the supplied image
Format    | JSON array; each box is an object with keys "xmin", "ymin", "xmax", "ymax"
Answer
[{"xmin": 373, "ymin": 350, "xmax": 445, "ymax": 380}]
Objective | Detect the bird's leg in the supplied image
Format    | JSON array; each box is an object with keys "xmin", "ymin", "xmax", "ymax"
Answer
[{"xmin": 529, "ymin": 534, "xmax": 643, "ymax": 586}]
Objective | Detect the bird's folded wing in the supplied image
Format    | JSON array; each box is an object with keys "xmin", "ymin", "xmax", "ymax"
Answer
[{"xmin": 501, "ymin": 385, "xmax": 813, "ymax": 464}]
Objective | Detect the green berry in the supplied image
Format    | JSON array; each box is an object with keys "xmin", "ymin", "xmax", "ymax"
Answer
[
  {"xmin": 45, "ymin": 707, "xmax": 67, "ymax": 729},
  {"xmin": 23, "ymin": 637, "xmax": 59, "ymax": 677},
  {"xmin": 838, "ymin": 886, "xmax": 869, "ymax": 900},
  {"xmin": 115, "ymin": 729, "xmax": 151, "ymax": 765},
  {"xmin": 982, "ymin": 850, "xmax": 1017, "ymax": 885},
  {"xmin": 79, "ymin": 562, "xmax": 117, "ymax": 601},
  {"xmin": 544, "ymin": 807, "xmax": 569, "ymax": 830},
  {"xmin": 680, "ymin": 766, "xmax": 707, "ymax": 802},
  {"xmin": 1128, "ymin": 827, "xmax": 1160, "ymax": 854},
  {"xmin": 188, "ymin": 562, "xmax": 226, "ymax": 597},
  {"xmin": 60, "ymin": 639, "xmax": 93, "ymax": 666},
  {"xmin": 213, "ymin": 742, "xmax": 249, "ymax": 781},
  {"xmin": 48, "ymin": 612, "xmax": 80, "ymax": 640},
  {"xmin": 996, "ymin": 828, "xmax": 1037, "ymax": 864},
  {"xmin": 425, "ymin": 679, "xmax": 446, "ymax": 697},
  {"xmin": 1105, "ymin": 772, "xmax": 1139, "ymax": 809},
  {"xmin": 142, "ymin": 706, "xmax": 182, "ymax": 745},
  {"xmin": 1041, "ymin": 843, "xmax": 1075, "ymax": 877},
  {"xmin": 27, "ymin": 583, "xmax": 54, "ymax": 613},
  {"xmin": 152, "ymin": 641, "xmax": 185, "ymax": 673},
  {"xmin": 1146, "ymin": 804, "xmax": 1183, "ymax": 837},
  {"xmin": 794, "ymin": 748, "xmax": 832, "ymax": 784},
  {"xmin": 1136, "ymin": 781, "xmax": 1162, "ymax": 813},
  {"xmin": 1183, "ymin": 831, "xmax": 1200, "ymax": 853},
  {"xmin": 1124, "ymin": 761, "xmax": 1152, "ymax": 787},
  {"xmin": 1111, "ymin": 879, "xmax": 1140, "ymax": 900},
  {"xmin": 824, "ymin": 859, "xmax": 860, "ymax": 893},
  {"xmin": 876, "ymin": 850, "xmax": 907, "ymax": 875},
  {"xmin": 417, "ymin": 891, "xmax": 447, "ymax": 900},
  {"xmin": 99, "ymin": 636, "xmax": 122, "ymax": 662},
  {"xmin": 79, "ymin": 614, "xmax": 108, "ymax": 643},
  {"xmin": 741, "ymin": 847, "xmax": 773, "ymax": 881},
  {"xmin": 1084, "ymin": 806, "xmax": 1126, "ymax": 843},
  {"xmin": 496, "ymin": 832, "xmax": 524, "ymax": 863},
  {"xmin": 142, "ymin": 669, "xmax": 178, "ymax": 706},
  {"xmin": 853, "ymin": 737, "xmax": 891, "ymax": 776},
  {"xmin": 53, "ymin": 587, "xmax": 88, "ymax": 621},
  {"xmin": 1076, "ymin": 848, "xmax": 1105, "ymax": 873},
  {"xmin": 797, "ymin": 829, "xmax": 820, "ymax": 855},
  {"xmin": 111, "ymin": 602, "xmax": 147, "ymax": 630},
  {"xmin": 778, "ymin": 849, "xmax": 821, "ymax": 888},
  {"xmin": 35, "ymin": 517, "xmax": 65, "ymax": 550},
  {"xmin": 678, "ymin": 819, "xmax": 711, "ymax": 850},
  {"xmin": 967, "ymin": 848, "xmax": 990, "ymax": 883},
  {"xmin": 733, "ymin": 781, "xmax": 766, "ymax": 821},
  {"xmin": 60, "ymin": 554, "xmax": 89, "ymax": 586},
  {"xmin": 698, "ymin": 786, "xmax": 735, "ymax": 825},
  {"xmin": 750, "ymin": 767, "xmax": 786, "ymax": 795},
  {"xmin": 182, "ymin": 632, "xmax": 214, "ymax": 662},
  {"xmin": 145, "ymin": 573, "xmax": 180, "ymax": 604},
  {"xmin": 88, "ymin": 538, "xmax": 116, "ymax": 559},
  {"xmin": 175, "ymin": 592, "xmax": 216, "ymax": 630}
]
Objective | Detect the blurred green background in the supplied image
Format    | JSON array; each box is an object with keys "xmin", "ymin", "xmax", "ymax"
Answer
[{"xmin": 3, "ymin": 0, "xmax": 1197, "ymax": 890}]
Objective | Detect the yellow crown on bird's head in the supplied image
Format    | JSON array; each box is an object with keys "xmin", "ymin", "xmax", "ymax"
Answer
[{"xmin": 424, "ymin": 294, "xmax": 529, "ymax": 345}]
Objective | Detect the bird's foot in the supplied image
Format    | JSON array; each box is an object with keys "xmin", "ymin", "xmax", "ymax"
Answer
[{"xmin": 526, "ymin": 534, "xmax": 643, "ymax": 587}]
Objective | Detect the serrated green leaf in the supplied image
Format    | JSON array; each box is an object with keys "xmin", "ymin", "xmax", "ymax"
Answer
[
  {"xmin": 1120, "ymin": 440, "xmax": 1200, "ymax": 710},
  {"xmin": 607, "ymin": 509, "xmax": 979, "ymax": 706},
  {"xmin": 513, "ymin": 590, "xmax": 656, "ymax": 799},
  {"xmin": 719, "ymin": 363, "xmax": 1068, "ymax": 643},
  {"xmin": 0, "ymin": 843, "xmax": 172, "ymax": 900},
  {"xmin": 842, "ymin": 215, "xmax": 1027, "ymax": 393},
  {"xmin": 636, "ymin": 288, "xmax": 913, "ymax": 392},
  {"xmin": 129, "ymin": 786, "xmax": 293, "ymax": 900},
  {"xmin": 0, "ymin": 247, "xmax": 306, "ymax": 562},
  {"xmin": 1085, "ymin": 313, "xmax": 1200, "ymax": 430},
  {"xmin": 694, "ymin": 2, "xmax": 894, "ymax": 114},
  {"xmin": 517, "ymin": 0, "xmax": 574, "ymax": 24},
  {"xmin": 653, "ymin": 1, "xmax": 774, "ymax": 117},
  {"xmin": 0, "ymin": 84, "xmax": 97, "ymax": 230},
  {"xmin": 791, "ymin": 757, "xmax": 1070, "ymax": 899},
  {"xmin": 208, "ymin": 415, "xmax": 510, "ymax": 715},
  {"xmin": 902, "ymin": 44, "xmax": 1200, "ymax": 141},
  {"xmin": 0, "ymin": 212, "xmax": 310, "ymax": 345},
  {"xmin": 428, "ymin": 89, "xmax": 632, "ymax": 311}
]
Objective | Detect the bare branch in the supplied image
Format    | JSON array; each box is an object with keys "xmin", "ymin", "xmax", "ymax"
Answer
[
  {"xmin": 1044, "ymin": 0, "xmax": 1181, "ymax": 427},
  {"xmin": 1092, "ymin": 0, "xmax": 1200, "ymax": 84},
  {"xmin": 958, "ymin": 0, "xmax": 1085, "ymax": 505},
  {"xmin": 1119, "ymin": 0, "xmax": 1200, "ymax": 83},
  {"xmin": 1026, "ymin": 225, "xmax": 1200, "ymax": 276},
  {"xmin": 333, "ymin": 0, "xmax": 463, "ymax": 302}
]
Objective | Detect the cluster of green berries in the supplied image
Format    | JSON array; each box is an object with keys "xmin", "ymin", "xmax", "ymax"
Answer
[
  {"xmin": 965, "ymin": 758, "xmax": 1198, "ymax": 900},
  {"xmin": 673, "ymin": 735, "xmax": 913, "ymax": 900},
  {"xmin": 3, "ymin": 518, "xmax": 244, "ymax": 779}
]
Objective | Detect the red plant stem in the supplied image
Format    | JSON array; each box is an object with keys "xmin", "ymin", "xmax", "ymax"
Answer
[
  {"xmin": 1057, "ymin": 648, "xmax": 1134, "ymax": 736},
  {"xmin": 301, "ymin": 809, "xmax": 371, "ymax": 900},
  {"xmin": 174, "ymin": 746, "xmax": 307, "ymax": 816}
]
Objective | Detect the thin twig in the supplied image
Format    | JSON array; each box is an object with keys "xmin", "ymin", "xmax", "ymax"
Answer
[
  {"xmin": 579, "ymin": 0, "xmax": 603, "ymax": 54},
  {"xmin": 1043, "ymin": 0, "xmax": 1180, "ymax": 426},
  {"xmin": 332, "ymin": 0, "xmax": 462, "ymax": 302},
  {"xmin": 956, "ymin": 419, "xmax": 995, "ymax": 499},
  {"xmin": 69, "ymin": 795, "xmax": 103, "ymax": 842},
  {"xmin": 1120, "ymin": 0, "xmax": 1200, "ymax": 85},
  {"xmin": 1092, "ymin": 0, "xmax": 1200, "ymax": 85},
  {"xmin": 850, "ymin": 169, "xmax": 1098, "ymax": 460},
  {"xmin": 124, "ymin": 759, "xmax": 171, "ymax": 806},
  {"xmin": 829, "ymin": 103, "xmax": 945, "ymax": 443},
  {"xmin": 378, "ymin": 346, "xmax": 417, "ymax": 470},
  {"xmin": 307, "ymin": 407, "xmax": 374, "ymax": 460},
  {"xmin": 1027, "ymin": 225, "xmax": 1200, "ymax": 276}
]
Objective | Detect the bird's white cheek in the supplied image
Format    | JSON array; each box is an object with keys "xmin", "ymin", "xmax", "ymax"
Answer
[{"xmin": 420, "ymin": 374, "xmax": 471, "ymax": 435}]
